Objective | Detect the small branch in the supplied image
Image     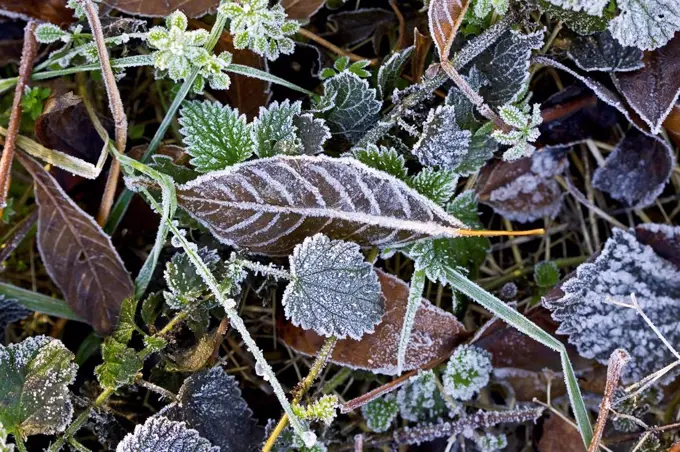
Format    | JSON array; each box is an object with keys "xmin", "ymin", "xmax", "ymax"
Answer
[
  {"xmin": 77, "ymin": 0, "xmax": 128, "ymax": 226},
  {"xmin": 389, "ymin": 0, "xmax": 406, "ymax": 50},
  {"xmin": 588, "ymin": 349, "xmax": 630, "ymax": 452},
  {"xmin": 136, "ymin": 378, "xmax": 178, "ymax": 402},
  {"xmin": 0, "ymin": 21, "xmax": 38, "ymax": 209},
  {"xmin": 298, "ymin": 28, "xmax": 377, "ymax": 65}
]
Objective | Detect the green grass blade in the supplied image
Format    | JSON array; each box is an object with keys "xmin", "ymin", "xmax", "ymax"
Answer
[
  {"xmin": 0, "ymin": 282, "xmax": 82, "ymax": 321},
  {"xmin": 226, "ymin": 64, "xmax": 315, "ymax": 96}
]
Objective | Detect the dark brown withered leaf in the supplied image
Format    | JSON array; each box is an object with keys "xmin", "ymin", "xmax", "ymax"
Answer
[
  {"xmin": 102, "ymin": 0, "xmax": 218, "ymax": 18},
  {"xmin": 327, "ymin": 8, "xmax": 395, "ymax": 49},
  {"xmin": 281, "ymin": 0, "xmax": 325, "ymax": 21},
  {"xmin": 635, "ymin": 223, "xmax": 680, "ymax": 271},
  {"xmin": 280, "ymin": 269, "xmax": 468, "ymax": 375},
  {"xmin": 538, "ymin": 414, "xmax": 587, "ymax": 452},
  {"xmin": 0, "ymin": 0, "xmax": 73, "ymax": 25},
  {"xmin": 17, "ymin": 153, "xmax": 134, "ymax": 335},
  {"xmin": 567, "ymin": 31, "xmax": 643, "ymax": 73}
]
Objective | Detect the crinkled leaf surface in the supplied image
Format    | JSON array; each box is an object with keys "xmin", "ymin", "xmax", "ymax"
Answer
[
  {"xmin": 0, "ymin": 336, "xmax": 76, "ymax": 436},
  {"xmin": 592, "ymin": 130, "xmax": 674, "ymax": 207},
  {"xmin": 352, "ymin": 144, "xmax": 408, "ymax": 180},
  {"xmin": 611, "ymin": 34, "xmax": 680, "ymax": 134},
  {"xmin": 283, "ymin": 234, "xmax": 384, "ymax": 339},
  {"xmin": 293, "ymin": 113, "xmax": 330, "ymax": 155},
  {"xmin": 567, "ymin": 31, "xmax": 643, "ymax": 72},
  {"xmin": 412, "ymin": 105, "xmax": 472, "ymax": 170},
  {"xmin": 95, "ymin": 337, "xmax": 144, "ymax": 390},
  {"xmin": 409, "ymin": 168, "xmax": 457, "ymax": 206},
  {"xmin": 116, "ymin": 416, "xmax": 218, "ymax": 452},
  {"xmin": 377, "ymin": 46, "xmax": 414, "ymax": 99},
  {"xmin": 635, "ymin": 223, "xmax": 680, "ymax": 270},
  {"xmin": 608, "ymin": 0, "xmax": 680, "ymax": 51},
  {"xmin": 161, "ymin": 367, "xmax": 263, "ymax": 452},
  {"xmin": 17, "ymin": 154, "xmax": 133, "ymax": 335},
  {"xmin": 252, "ymin": 100, "xmax": 302, "ymax": 157},
  {"xmin": 179, "ymin": 101, "xmax": 254, "ymax": 172},
  {"xmin": 280, "ymin": 269, "xmax": 468, "ymax": 375},
  {"xmin": 538, "ymin": 0, "xmax": 612, "ymax": 35},
  {"xmin": 544, "ymin": 227, "xmax": 680, "ymax": 383},
  {"xmin": 176, "ymin": 155, "xmax": 467, "ymax": 255},
  {"xmin": 0, "ymin": 295, "xmax": 31, "ymax": 337},
  {"xmin": 543, "ymin": 0, "xmax": 607, "ymax": 16},
  {"xmin": 428, "ymin": 0, "xmax": 471, "ymax": 60}
]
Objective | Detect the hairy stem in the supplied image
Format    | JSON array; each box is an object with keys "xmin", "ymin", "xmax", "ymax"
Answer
[{"xmin": 396, "ymin": 268, "xmax": 426, "ymax": 375}]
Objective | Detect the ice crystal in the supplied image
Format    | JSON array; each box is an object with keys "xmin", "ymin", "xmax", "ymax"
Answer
[
  {"xmin": 116, "ymin": 416, "xmax": 218, "ymax": 452},
  {"xmin": 0, "ymin": 295, "xmax": 31, "ymax": 338},
  {"xmin": 179, "ymin": 101, "xmax": 253, "ymax": 172},
  {"xmin": 492, "ymin": 103, "xmax": 543, "ymax": 161},
  {"xmin": 352, "ymin": 144, "xmax": 408, "ymax": 180},
  {"xmin": 443, "ymin": 345, "xmax": 493, "ymax": 401},
  {"xmin": 219, "ymin": 0, "xmax": 299, "ymax": 61},
  {"xmin": 608, "ymin": 0, "xmax": 680, "ymax": 51},
  {"xmin": 283, "ymin": 234, "xmax": 384, "ymax": 339},
  {"xmin": 412, "ymin": 105, "xmax": 472, "ymax": 170},
  {"xmin": 148, "ymin": 11, "xmax": 232, "ymax": 93},
  {"xmin": 567, "ymin": 31, "xmax": 643, "ymax": 72},
  {"xmin": 475, "ymin": 432, "xmax": 508, "ymax": 451},
  {"xmin": 252, "ymin": 100, "xmax": 302, "ymax": 157},
  {"xmin": 361, "ymin": 394, "xmax": 399, "ymax": 433},
  {"xmin": 544, "ymin": 228, "xmax": 680, "ymax": 383},
  {"xmin": 544, "ymin": 0, "xmax": 607, "ymax": 16},
  {"xmin": 292, "ymin": 395, "xmax": 339, "ymax": 425},
  {"xmin": 0, "ymin": 336, "xmax": 77, "ymax": 436},
  {"xmin": 397, "ymin": 370, "xmax": 448, "ymax": 422}
]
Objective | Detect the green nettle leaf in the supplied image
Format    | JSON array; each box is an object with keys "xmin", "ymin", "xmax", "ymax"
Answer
[
  {"xmin": 608, "ymin": 0, "xmax": 680, "ymax": 51},
  {"xmin": 282, "ymin": 234, "xmax": 385, "ymax": 339},
  {"xmin": 179, "ymin": 101, "xmax": 254, "ymax": 173},
  {"xmin": 352, "ymin": 144, "xmax": 408, "ymax": 180},
  {"xmin": 442, "ymin": 345, "xmax": 493, "ymax": 401},
  {"xmin": 318, "ymin": 71, "xmax": 381, "ymax": 143},
  {"xmin": 534, "ymin": 261, "xmax": 560, "ymax": 288},
  {"xmin": 396, "ymin": 370, "xmax": 450, "ymax": 422},
  {"xmin": 150, "ymin": 155, "xmax": 199, "ymax": 185},
  {"xmin": 116, "ymin": 416, "xmax": 218, "ymax": 452},
  {"xmin": 252, "ymin": 100, "xmax": 303, "ymax": 157},
  {"xmin": 361, "ymin": 394, "xmax": 399, "ymax": 433},
  {"xmin": 0, "ymin": 336, "xmax": 77, "ymax": 437},
  {"xmin": 376, "ymin": 46, "xmax": 414, "ymax": 99},
  {"xmin": 409, "ymin": 168, "xmax": 458, "ymax": 206},
  {"xmin": 293, "ymin": 114, "xmax": 331, "ymax": 155},
  {"xmin": 0, "ymin": 295, "xmax": 31, "ymax": 336},
  {"xmin": 112, "ymin": 297, "xmax": 138, "ymax": 344},
  {"xmin": 34, "ymin": 23, "xmax": 70, "ymax": 44},
  {"xmin": 95, "ymin": 338, "xmax": 144, "ymax": 390},
  {"xmin": 412, "ymin": 105, "xmax": 472, "ymax": 170}
]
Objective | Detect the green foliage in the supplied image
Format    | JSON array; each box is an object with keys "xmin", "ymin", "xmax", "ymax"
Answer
[
  {"xmin": 409, "ymin": 168, "xmax": 458, "ymax": 206},
  {"xmin": 149, "ymin": 155, "xmax": 198, "ymax": 184},
  {"xmin": 352, "ymin": 144, "xmax": 408, "ymax": 180},
  {"xmin": 292, "ymin": 395, "xmax": 338, "ymax": 425},
  {"xmin": 34, "ymin": 24, "xmax": 70, "ymax": 44},
  {"xmin": 475, "ymin": 432, "xmax": 508, "ymax": 451},
  {"xmin": 442, "ymin": 345, "xmax": 493, "ymax": 401},
  {"xmin": 95, "ymin": 338, "xmax": 143, "ymax": 390},
  {"xmin": 492, "ymin": 103, "xmax": 543, "ymax": 161},
  {"xmin": 472, "ymin": 0, "xmax": 509, "ymax": 18},
  {"xmin": 252, "ymin": 100, "xmax": 302, "ymax": 157},
  {"xmin": 361, "ymin": 395, "xmax": 399, "ymax": 433},
  {"xmin": 396, "ymin": 370, "xmax": 448, "ymax": 422},
  {"xmin": 112, "ymin": 296, "xmax": 138, "ymax": 344},
  {"xmin": 20, "ymin": 87, "xmax": 51, "ymax": 121},
  {"xmin": 376, "ymin": 47, "xmax": 413, "ymax": 99},
  {"xmin": 534, "ymin": 261, "xmax": 560, "ymax": 289},
  {"xmin": 320, "ymin": 57, "xmax": 372, "ymax": 80}
]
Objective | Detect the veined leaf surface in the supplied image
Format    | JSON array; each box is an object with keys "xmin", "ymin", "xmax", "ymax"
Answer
[
  {"xmin": 176, "ymin": 156, "xmax": 467, "ymax": 255},
  {"xmin": 428, "ymin": 0, "xmax": 471, "ymax": 60}
]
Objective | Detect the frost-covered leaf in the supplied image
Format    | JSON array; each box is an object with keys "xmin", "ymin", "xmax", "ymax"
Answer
[
  {"xmin": 473, "ymin": 30, "xmax": 544, "ymax": 107},
  {"xmin": 283, "ymin": 234, "xmax": 384, "ymax": 339},
  {"xmin": 492, "ymin": 103, "xmax": 543, "ymax": 161},
  {"xmin": 318, "ymin": 72, "xmax": 381, "ymax": 143},
  {"xmin": 445, "ymin": 66, "xmax": 488, "ymax": 131},
  {"xmin": 112, "ymin": 296, "xmax": 137, "ymax": 344},
  {"xmin": 280, "ymin": 269, "xmax": 467, "ymax": 375},
  {"xmin": 397, "ymin": 370, "xmax": 448, "ymax": 421},
  {"xmin": 443, "ymin": 345, "xmax": 492, "ymax": 401},
  {"xmin": 292, "ymin": 395, "xmax": 338, "ymax": 425},
  {"xmin": 454, "ymin": 126, "xmax": 498, "ymax": 176},
  {"xmin": 176, "ymin": 155, "xmax": 467, "ymax": 256},
  {"xmin": 477, "ymin": 148, "xmax": 567, "ymax": 223},
  {"xmin": 544, "ymin": 227, "xmax": 680, "ymax": 383},
  {"xmin": 537, "ymin": 0, "xmax": 612, "ymax": 35},
  {"xmin": 95, "ymin": 337, "xmax": 144, "ymax": 390},
  {"xmin": 534, "ymin": 261, "xmax": 560, "ymax": 288},
  {"xmin": 428, "ymin": 0, "xmax": 471, "ymax": 60},
  {"xmin": 377, "ymin": 46, "xmax": 414, "ymax": 99},
  {"xmin": 352, "ymin": 144, "xmax": 408, "ymax": 180},
  {"xmin": 161, "ymin": 367, "xmax": 263, "ymax": 451},
  {"xmin": 0, "ymin": 336, "xmax": 76, "ymax": 436},
  {"xmin": 179, "ymin": 101, "xmax": 253, "ymax": 172},
  {"xmin": 34, "ymin": 23, "xmax": 69, "ymax": 44},
  {"xmin": 476, "ymin": 432, "xmax": 508, "ymax": 451},
  {"xmin": 412, "ymin": 105, "xmax": 472, "ymax": 170},
  {"xmin": 409, "ymin": 169, "xmax": 457, "ymax": 206},
  {"xmin": 611, "ymin": 35, "xmax": 680, "ymax": 133},
  {"xmin": 567, "ymin": 31, "xmax": 643, "ymax": 72},
  {"xmin": 17, "ymin": 154, "xmax": 134, "ymax": 335},
  {"xmin": 252, "ymin": 100, "xmax": 302, "ymax": 157},
  {"xmin": 543, "ymin": 0, "xmax": 607, "ymax": 16},
  {"xmin": 116, "ymin": 416, "xmax": 218, "ymax": 452},
  {"xmin": 0, "ymin": 296, "xmax": 31, "ymax": 337},
  {"xmin": 592, "ymin": 131, "xmax": 674, "ymax": 207},
  {"xmin": 293, "ymin": 114, "xmax": 330, "ymax": 155},
  {"xmin": 150, "ymin": 154, "xmax": 199, "ymax": 185},
  {"xmin": 361, "ymin": 394, "xmax": 399, "ymax": 433},
  {"xmin": 608, "ymin": 0, "xmax": 680, "ymax": 51},
  {"xmin": 635, "ymin": 223, "xmax": 680, "ymax": 270}
]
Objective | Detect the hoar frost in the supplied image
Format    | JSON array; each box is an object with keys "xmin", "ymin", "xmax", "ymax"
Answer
[
  {"xmin": 361, "ymin": 395, "xmax": 399, "ymax": 432},
  {"xmin": 442, "ymin": 345, "xmax": 493, "ymax": 401}
]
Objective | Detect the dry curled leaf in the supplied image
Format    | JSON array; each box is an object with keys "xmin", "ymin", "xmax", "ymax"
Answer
[
  {"xmin": 17, "ymin": 153, "xmax": 134, "ymax": 335},
  {"xmin": 175, "ymin": 155, "xmax": 467, "ymax": 256},
  {"xmin": 428, "ymin": 0, "xmax": 470, "ymax": 60},
  {"xmin": 280, "ymin": 269, "xmax": 468, "ymax": 375},
  {"xmin": 0, "ymin": 0, "xmax": 73, "ymax": 25},
  {"xmin": 102, "ymin": 0, "xmax": 218, "ymax": 18}
]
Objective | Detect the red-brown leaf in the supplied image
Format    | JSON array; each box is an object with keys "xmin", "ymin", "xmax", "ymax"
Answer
[
  {"xmin": 538, "ymin": 414, "xmax": 587, "ymax": 452},
  {"xmin": 280, "ymin": 269, "xmax": 468, "ymax": 375},
  {"xmin": 0, "ymin": 0, "xmax": 73, "ymax": 25},
  {"xmin": 281, "ymin": 0, "xmax": 325, "ymax": 21},
  {"xmin": 101, "ymin": 0, "xmax": 218, "ymax": 18},
  {"xmin": 427, "ymin": 0, "xmax": 470, "ymax": 60}
]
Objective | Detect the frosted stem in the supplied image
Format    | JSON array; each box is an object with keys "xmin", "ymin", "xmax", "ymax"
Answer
[
  {"xmin": 238, "ymin": 259, "xmax": 292, "ymax": 281},
  {"xmin": 396, "ymin": 269, "xmax": 426, "ymax": 375}
]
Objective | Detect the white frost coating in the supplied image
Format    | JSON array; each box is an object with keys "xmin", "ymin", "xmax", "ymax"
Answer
[
  {"xmin": 252, "ymin": 100, "xmax": 302, "ymax": 157},
  {"xmin": 442, "ymin": 345, "xmax": 493, "ymax": 401},
  {"xmin": 361, "ymin": 394, "xmax": 399, "ymax": 433},
  {"xmin": 544, "ymin": 227, "xmax": 680, "ymax": 383},
  {"xmin": 294, "ymin": 113, "xmax": 331, "ymax": 155},
  {"xmin": 475, "ymin": 432, "xmax": 508, "ymax": 452},
  {"xmin": 609, "ymin": 0, "xmax": 680, "ymax": 51},
  {"xmin": 116, "ymin": 416, "xmax": 218, "ymax": 452},
  {"xmin": 397, "ymin": 370, "xmax": 448, "ymax": 422},
  {"xmin": 377, "ymin": 46, "xmax": 414, "ymax": 99},
  {"xmin": 412, "ymin": 105, "xmax": 472, "ymax": 170},
  {"xmin": 567, "ymin": 31, "xmax": 644, "ymax": 73},
  {"xmin": 544, "ymin": 0, "xmax": 607, "ymax": 16},
  {"xmin": 283, "ymin": 234, "xmax": 384, "ymax": 340}
]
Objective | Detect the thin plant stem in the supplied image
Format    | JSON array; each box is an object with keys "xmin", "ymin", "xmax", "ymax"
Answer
[
  {"xmin": 298, "ymin": 28, "xmax": 377, "ymax": 65},
  {"xmin": 0, "ymin": 21, "xmax": 38, "ymax": 209},
  {"xmin": 263, "ymin": 336, "xmax": 338, "ymax": 452}
]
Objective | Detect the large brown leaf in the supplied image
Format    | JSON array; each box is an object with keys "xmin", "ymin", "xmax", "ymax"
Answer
[
  {"xmin": 280, "ymin": 269, "xmax": 468, "ymax": 375},
  {"xmin": 0, "ymin": 0, "xmax": 73, "ymax": 25},
  {"xmin": 175, "ymin": 156, "xmax": 467, "ymax": 255},
  {"xmin": 538, "ymin": 414, "xmax": 587, "ymax": 452},
  {"xmin": 17, "ymin": 153, "xmax": 134, "ymax": 335},
  {"xmin": 281, "ymin": 0, "xmax": 325, "ymax": 21},
  {"xmin": 428, "ymin": 0, "xmax": 470, "ymax": 60},
  {"xmin": 101, "ymin": 0, "xmax": 218, "ymax": 18}
]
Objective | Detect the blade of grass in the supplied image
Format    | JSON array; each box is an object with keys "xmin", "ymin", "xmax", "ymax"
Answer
[{"xmin": 0, "ymin": 281, "xmax": 82, "ymax": 321}]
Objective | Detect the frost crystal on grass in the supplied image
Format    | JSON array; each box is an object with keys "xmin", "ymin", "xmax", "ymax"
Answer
[
  {"xmin": 283, "ymin": 234, "xmax": 384, "ymax": 339},
  {"xmin": 608, "ymin": 0, "xmax": 680, "ymax": 50},
  {"xmin": 442, "ymin": 345, "xmax": 493, "ymax": 401},
  {"xmin": 544, "ymin": 228, "xmax": 680, "ymax": 383},
  {"xmin": 397, "ymin": 370, "xmax": 447, "ymax": 422},
  {"xmin": 116, "ymin": 416, "xmax": 218, "ymax": 452},
  {"xmin": 361, "ymin": 395, "xmax": 399, "ymax": 433},
  {"xmin": 0, "ymin": 336, "xmax": 77, "ymax": 436},
  {"xmin": 252, "ymin": 100, "xmax": 302, "ymax": 157},
  {"xmin": 179, "ymin": 101, "xmax": 253, "ymax": 172},
  {"xmin": 544, "ymin": 0, "xmax": 608, "ymax": 16},
  {"xmin": 412, "ymin": 105, "xmax": 472, "ymax": 170}
]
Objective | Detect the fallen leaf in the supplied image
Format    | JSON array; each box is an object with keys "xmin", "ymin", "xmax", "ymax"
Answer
[
  {"xmin": 611, "ymin": 34, "xmax": 680, "ymax": 134},
  {"xmin": 635, "ymin": 223, "xmax": 680, "ymax": 271},
  {"xmin": 175, "ymin": 155, "xmax": 467, "ymax": 255},
  {"xmin": 538, "ymin": 414, "xmax": 586, "ymax": 452},
  {"xmin": 0, "ymin": 0, "xmax": 73, "ymax": 25},
  {"xmin": 102, "ymin": 0, "xmax": 218, "ymax": 18},
  {"xmin": 327, "ymin": 8, "xmax": 395, "ymax": 48},
  {"xmin": 428, "ymin": 0, "xmax": 470, "ymax": 60},
  {"xmin": 663, "ymin": 103, "xmax": 680, "ymax": 147},
  {"xmin": 280, "ymin": 269, "xmax": 468, "ymax": 375},
  {"xmin": 476, "ymin": 148, "xmax": 567, "ymax": 223},
  {"xmin": 281, "ymin": 0, "xmax": 325, "ymax": 21},
  {"xmin": 17, "ymin": 153, "xmax": 134, "ymax": 335},
  {"xmin": 592, "ymin": 130, "xmax": 674, "ymax": 207}
]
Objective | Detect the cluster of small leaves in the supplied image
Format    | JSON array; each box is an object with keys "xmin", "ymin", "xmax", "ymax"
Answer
[
  {"xmin": 320, "ymin": 57, "xmax": 371, "ymax": 80},
  {"xmin": 472, "ymin": 0, "xmax": 509, "ymax": 19},
  {"xmin": 492, "ymin": 103, "xmax": 543, "ymax": 161},
  {"xmin": 475, "ymin": 432, "xmax": 508, "ymax": 451},
  {"xmin": 219, "ymin": 0, "xmax": 299, "ymax": 61},
  {"xmin": 361, "ymin": 394, "xmax": 399, "ymax": 433},
  {"xmin": 396, "ymin": 370, "xmax": 449, "ymax": 422},
  {"xmin": 148, "ymin": 11, "xmax": 232, "ymax": 93},
  {"xmin": 20, "ymin": 87, "xmax": 51, "ymax": 122},
  {"xmin": 442, "ymin": 345, "xmax": 493, "ymax": 401},
  {"xmin": 292, "ymin": 395, "xmax": 339, "ymax": 426}
]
